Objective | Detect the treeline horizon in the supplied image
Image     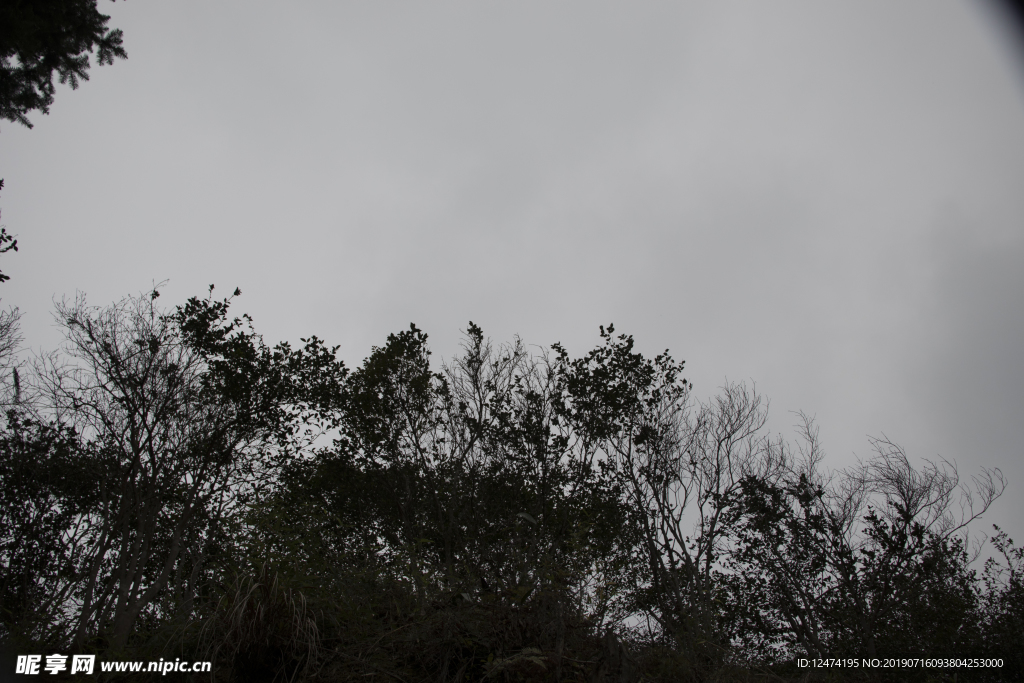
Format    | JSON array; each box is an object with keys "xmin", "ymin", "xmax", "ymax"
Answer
[{"xmin": 0, "ymin": 287, "xmax": 1021, "ymax": 682}]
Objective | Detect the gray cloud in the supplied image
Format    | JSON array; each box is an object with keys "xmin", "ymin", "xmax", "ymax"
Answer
[{"xmin": 2, "ymin": 0, "xmax": 1022, "ymax": 532}]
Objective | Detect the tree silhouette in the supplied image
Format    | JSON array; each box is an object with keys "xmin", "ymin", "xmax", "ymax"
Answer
[
  {"xmin": 0, "ymin": 180, "xmax": 17, "ymax": 283},
  {"xmin": 2, "ymin": 291, "xmax": 1020, "ymax": 681},
  {"xmin": 0, "ymin": 0, "xmax": 126, "ymax": 129}
]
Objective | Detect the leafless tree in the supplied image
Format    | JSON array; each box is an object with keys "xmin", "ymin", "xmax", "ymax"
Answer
[
  {"xmin": 608, "ymin": 380, "xmax": 788, "ymax": 653},
  {"xmin": 0, "ymin": 304, "xmax": 22, "ymax": 406},
  {"xmin": 24, "ymin": 291, "xmax": 289, "ymax": 651},
  {"xmin": 724, "ymin": 418, "xmax": 1006, "ymax": 660}
]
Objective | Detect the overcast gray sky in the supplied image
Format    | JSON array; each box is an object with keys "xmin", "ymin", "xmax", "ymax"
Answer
[{"xmin": 2, "ymin": 0, "xmax": 1023, "ymax": 534}]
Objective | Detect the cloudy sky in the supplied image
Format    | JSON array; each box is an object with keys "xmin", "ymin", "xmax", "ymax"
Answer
[{"xmin": 2, "ymin": 1, "xmax": 1023, "ymax": 533}]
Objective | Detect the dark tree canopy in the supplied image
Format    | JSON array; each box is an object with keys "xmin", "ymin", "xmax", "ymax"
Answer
[
  {"xmin": 0, "ymin": 0, "xmax": 126, "ymax": 129},
  {"xmin": 0, "ymin": 288, "xmax": 1019, "ymax": 681}
]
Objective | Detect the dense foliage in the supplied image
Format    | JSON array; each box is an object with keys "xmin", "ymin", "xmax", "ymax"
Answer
[
  {"xmin": 0, "ymin": 289, "xmax": 1020, "ymax": 682},
  {"xmin": 0, "ymin": 0, "xmax": 126, "ymax": 128}
]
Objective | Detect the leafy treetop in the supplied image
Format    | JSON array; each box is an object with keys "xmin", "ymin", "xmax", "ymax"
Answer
[{"xmin": 0, "ymin": 0, "xmax": 127, "ymax": 129}]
